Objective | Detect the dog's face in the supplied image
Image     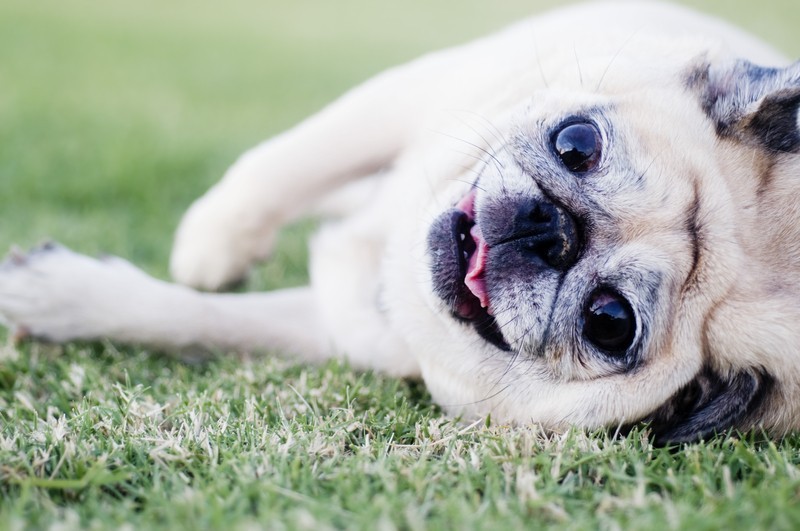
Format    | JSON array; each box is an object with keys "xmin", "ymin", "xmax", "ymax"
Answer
[{"xmin": 421, "ymin": 58, "xmax": 800, "ymax": 443}]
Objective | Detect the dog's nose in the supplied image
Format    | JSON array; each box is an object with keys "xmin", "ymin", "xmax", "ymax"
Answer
[{"xmin": 501, "ymin": 198, "xmax": 581, "ymax": 270}]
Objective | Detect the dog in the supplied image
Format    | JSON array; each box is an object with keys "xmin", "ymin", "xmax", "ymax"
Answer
[{"xmin": 1, "ymin": 1, "xmax": 799, "ymax": 444}]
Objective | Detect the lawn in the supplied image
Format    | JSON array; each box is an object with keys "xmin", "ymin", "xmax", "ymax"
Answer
[{"xmin": 2, "ymin": 0, "xmax": 800, "ymax": 529}]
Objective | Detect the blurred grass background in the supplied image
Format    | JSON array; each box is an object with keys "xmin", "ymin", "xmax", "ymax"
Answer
[{"xmin": 2, "ymin": 1, "xmax": 800, "ymax": 529}]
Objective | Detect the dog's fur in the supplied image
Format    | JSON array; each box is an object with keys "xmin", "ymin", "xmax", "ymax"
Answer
[{"xmin": 2, "ymin": 1, "xmax": 800, "ymax": 444}]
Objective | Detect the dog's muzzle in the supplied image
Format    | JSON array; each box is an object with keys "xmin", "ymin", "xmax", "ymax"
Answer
[{"xmin": 427, "ymin": 189, "xmax": 581, "ymax": 351}]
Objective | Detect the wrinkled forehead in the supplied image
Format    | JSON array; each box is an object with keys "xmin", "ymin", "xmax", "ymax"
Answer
[{"xmin": 610, "ymin": 89, "xmax": 721, "ymax": 227}]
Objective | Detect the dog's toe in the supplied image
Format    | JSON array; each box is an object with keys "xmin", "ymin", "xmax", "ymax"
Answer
[
  {"xmin": 2, "ymin": 241, "xmax": 67, "ymax": 269},
  {"xmin": 0, "ymin": 243, "xmax": 153, "ymax": 343}
]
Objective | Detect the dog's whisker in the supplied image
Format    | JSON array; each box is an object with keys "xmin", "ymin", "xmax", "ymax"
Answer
[
  {"xmin": 595, "ymin": 29, "xmax": 641, "ymax": 91},
  {"xmin": 447, "ymin": 177, "xmax": 488, "ymax": 193},
  {"xmin": 527, "ymin": 22, "xmax": 550, "ymax": 89},
  {"xmin": 636, "ymin": 152, "xmax": 662, "ymax": 185},
  {"xmin": 573, "ymin": 41, "xmax": 584, "ymax": 88},
  {"xmin": 448, "ymin": 165, "xmax": 486, "ymax": 182},
  {"xmin": 431, "ymin": 129, "xmax": 506, "ymax": 173},
  {"xmin": 447, "ymin": 108, "xmax": 509, "ymax": 148},
  {"xmin": 443, "ymin": 147, "xmax": 496, "ymax": 171}
]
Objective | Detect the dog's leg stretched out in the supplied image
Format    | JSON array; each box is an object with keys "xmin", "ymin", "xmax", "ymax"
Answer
[
  {"xmin": 0, "ymin": 244, "xmax": 330, "ymax": 362},
  {"xmin": 0, "ymin": 238, "xmax": 419, "ymax": 375}
]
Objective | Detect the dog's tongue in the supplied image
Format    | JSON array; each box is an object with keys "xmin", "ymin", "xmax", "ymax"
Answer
[{"xmin": 465, "ymin": 224, "xmax": 491, "ymax": 312}]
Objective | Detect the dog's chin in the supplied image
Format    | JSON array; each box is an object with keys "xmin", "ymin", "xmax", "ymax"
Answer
[{"xmin": 427, "ymin": 190, "xmax": 511, "ymax": 351}]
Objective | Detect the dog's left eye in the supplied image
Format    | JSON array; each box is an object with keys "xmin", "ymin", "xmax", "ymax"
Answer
[
  {"xmin": 583, "ymin": 289, "xmax": 635, "ymax": 354},
  {"xmin": 553, "ymin": 122, "xmax": 601, "ymax": 173}
]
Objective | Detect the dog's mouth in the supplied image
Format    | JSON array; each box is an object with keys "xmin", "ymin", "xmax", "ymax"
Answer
[
  {"xmin": 428, "ymin": 190, "xmax": 510, "ymax": 351},
  {"xmin": 455, "ymin": 191, "xmax": 491, "ymax": 316}
]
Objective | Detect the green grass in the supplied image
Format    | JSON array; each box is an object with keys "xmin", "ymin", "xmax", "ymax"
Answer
[{"xmin": 2, "ymin": 0, "xmax": 800, "ymax": 528}]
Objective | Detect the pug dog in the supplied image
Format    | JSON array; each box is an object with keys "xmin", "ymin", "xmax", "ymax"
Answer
[{"xmin": 2, "ymin": 1, "xmax": 799, "ymax": 444}]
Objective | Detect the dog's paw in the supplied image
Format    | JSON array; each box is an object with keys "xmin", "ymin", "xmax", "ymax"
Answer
[
  {"xmin": 169, "ymin": 193, "xmax": 277, "ymax": 291},
  {"xmin": 0, "ymin": 243, "xmax": 154, "ymax": 343}
]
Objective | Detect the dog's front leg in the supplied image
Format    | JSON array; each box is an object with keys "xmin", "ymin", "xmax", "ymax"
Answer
[
  {"xmin": 0, "ymin": 244, "xmax": 330, "ymax": 362},
  {"xmin": 169, "ymin": 69, "xmax": 434, "ymax": 290},
  {"xmin": 168, "ymin": 34, "xmax": 507, "ymax": 291}
]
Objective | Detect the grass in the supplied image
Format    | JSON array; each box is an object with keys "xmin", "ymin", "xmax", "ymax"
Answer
[{"xmin": 1, "ymin": 0, "xmax": 800, "ymax": 528}]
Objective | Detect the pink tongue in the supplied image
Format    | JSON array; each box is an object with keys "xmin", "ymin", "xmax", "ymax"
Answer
[{"xmin": 464, "ymin": 224, "xmax": 491, "ymax": 313}]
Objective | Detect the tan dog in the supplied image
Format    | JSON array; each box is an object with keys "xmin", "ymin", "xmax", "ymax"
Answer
[{"xmin": 2, "ymin": 1, "xmax": 799, "ymax": 444}]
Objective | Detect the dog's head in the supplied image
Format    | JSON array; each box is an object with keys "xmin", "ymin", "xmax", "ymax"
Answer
[{"xmin": 424, "ymin": 58, "xmax": 800, "ymax": 444}]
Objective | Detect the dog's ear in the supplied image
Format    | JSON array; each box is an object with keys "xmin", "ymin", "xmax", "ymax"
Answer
[
  {"xmin": 691, "ymin": 59, "xmax": 800, "ymax": 152},
  {"xmin": 645, "ymin": 366, "xmax": 773, "ymax": 445}
]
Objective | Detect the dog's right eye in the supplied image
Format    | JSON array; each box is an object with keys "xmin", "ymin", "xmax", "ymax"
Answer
[
  {"xmin": 553, "ymin": 122, "xmax": 601, "ymax": 173},
  {"xmin": 583, "ymin": 288, "xmax": 635, "ymax": 354}
]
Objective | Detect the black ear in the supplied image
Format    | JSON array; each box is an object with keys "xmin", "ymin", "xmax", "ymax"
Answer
[
  {"xmin": 646, "ymin": 366, "xmax": 773, "ymax": 445},
  {"xmin": 692, "ymin": 59, "xmax": 800, "ymax": 153}
]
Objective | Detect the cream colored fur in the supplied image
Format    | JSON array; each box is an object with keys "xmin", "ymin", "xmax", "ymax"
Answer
[{"xmin": 2, "ymin": 1, "xmax": 799, "ymax": 441}]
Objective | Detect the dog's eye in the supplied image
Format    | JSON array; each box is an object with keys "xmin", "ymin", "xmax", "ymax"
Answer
[
  {"xmin": 553, "ymin": 123, "xmax": 601, "ymax": 173},
  {"xmin": 583, "ymin": 289, "xmax": 635, "ymax": 354}
]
